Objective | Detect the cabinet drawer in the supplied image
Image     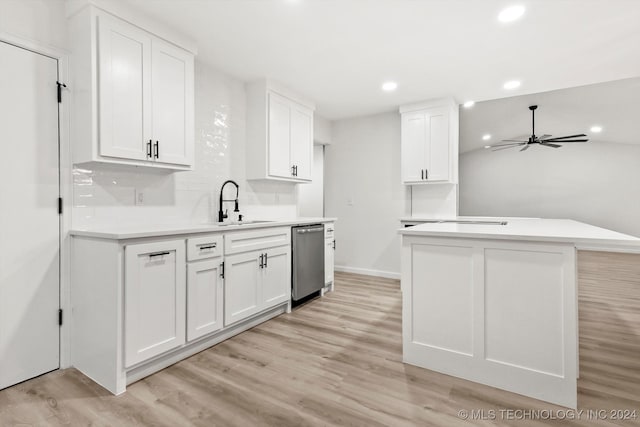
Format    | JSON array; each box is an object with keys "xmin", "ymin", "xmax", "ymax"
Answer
[
  {"xmin": 324, "ymin": 223, "xmax": 335, "ymax": 240},
  {"xmin": 187, "ymin": 235, "xmax": 223, "ymax": 261},
  {"xmin": 224, "ymin": 227, "xmax": 291, "ymax": 255}
]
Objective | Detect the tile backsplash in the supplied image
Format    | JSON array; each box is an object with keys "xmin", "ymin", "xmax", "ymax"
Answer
[{"xmin": 72, "ymin": 61, "xmax": 298, "ymax": 229}]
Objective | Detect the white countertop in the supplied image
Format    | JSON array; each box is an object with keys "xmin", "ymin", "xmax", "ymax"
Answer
[
  {"xmin": 399, "ymin": 218, "xmax": 640, "ymax": 251},
  {"xmin": 70, "ymin": 217, "xmax": 336, "ymax": 240}
]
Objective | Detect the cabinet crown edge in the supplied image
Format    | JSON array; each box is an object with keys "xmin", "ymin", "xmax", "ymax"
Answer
[
  {"xmin": 247, "ymin": 79, "xmax": 316, "ymax": 111},
  {"xmin": 66, "ymin": 0, "xmax": 198, "ymax": 54},
  {"xmin": 399, "ymin": 97, "xmax": 458, "ymax": 114}
]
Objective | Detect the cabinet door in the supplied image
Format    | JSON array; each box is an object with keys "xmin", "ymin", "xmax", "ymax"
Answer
[
  {"xmin": 401, "ymin": 112, "xmax": 427, "ymax": 183},
  {"xmin": 224, "ymin": 250, "xmax": 262, "ymax": 326},
  {"xmin": 261, "ymin": 245, "xmax": 291, "ymax": 308},
  {"xmin": 125, "ymin": 240, "xmax": 185, "ymax": 367},
  {"xmin": 187, "ymin": 258, "xmax": 224, "ymax": 342},
  {"xmin": 325, "ymin": 238, "xmax": 334, "ymax": 284},
  {"xmin": 97, "ymin": 13, "xmax": 151, "ymax": 161},
  {"xmin": 289, "ymin": 104, "xmax": 313, "ymax": 181},
  {"xmin": 268, "ymin": 92, "xmax": 293, "ymax": 178},
  {"xmin": 151, "ymin": 39, "xmax": 194, "ymax": 166},
  {"xmin": 426, "ymin": 108, "xmax": 450, "ymax": 182}
]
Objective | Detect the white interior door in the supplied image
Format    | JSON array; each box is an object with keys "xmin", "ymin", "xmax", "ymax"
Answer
[
  {"xmin": 151, "ymin": 38, "xmax": 194, "ymax": 166},
  {"xmin": 0, "ymin": 41, "xmax": 60, "ymax": 390}
]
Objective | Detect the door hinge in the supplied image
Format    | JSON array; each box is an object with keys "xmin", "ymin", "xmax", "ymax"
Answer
[
  {"xmin": 58, "ymin": 197, "xmax": 63, "ymax": 214},
  {"xmin": 56, "ymin": 81, "xmax": 67, "ymax": 103},
  {"xmin": 58, "ymin": 309, "xmax": 63, "ymax": 326}
]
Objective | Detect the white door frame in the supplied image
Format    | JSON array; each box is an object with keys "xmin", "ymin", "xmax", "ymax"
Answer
[{"xmin": 0, "ymin": 32, "xmax": 72, "ymax": 369}]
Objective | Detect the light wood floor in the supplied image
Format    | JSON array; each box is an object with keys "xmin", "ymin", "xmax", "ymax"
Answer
[{"xmin": 1, "ymin": 252, "xmax": 639, "ymax": 426}]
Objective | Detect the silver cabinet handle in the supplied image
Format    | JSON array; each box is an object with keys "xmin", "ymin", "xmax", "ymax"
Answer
[{"xmin": 199, "ymin": 243, "xmax": 217, "ymax": 250}]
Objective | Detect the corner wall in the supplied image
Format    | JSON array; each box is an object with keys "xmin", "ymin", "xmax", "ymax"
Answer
[{"xmin": 324, "ymin": 112, "xmax": 410, "ymax": 278}]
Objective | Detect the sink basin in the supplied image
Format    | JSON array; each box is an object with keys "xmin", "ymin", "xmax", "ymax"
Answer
[
  {"xmin": 216, "ymin": 220, "xmax": 274, "ymax": 226},
  {"xmin": 421, "ymin": 220, "xmax": 508, "ymax": 226}
]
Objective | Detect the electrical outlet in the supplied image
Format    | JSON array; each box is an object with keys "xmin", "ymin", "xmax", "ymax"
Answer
[
  {"xmin": 135, "ymin": 190, "xmax": 144, "ymax": 206},
  {"xmin": 347, "ymin": 197, "xmax": 354, "ymax": 206}
]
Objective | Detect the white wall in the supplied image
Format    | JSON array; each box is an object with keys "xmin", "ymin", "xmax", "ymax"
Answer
[
  {"xmin": 325, "ymin": 112, "xmax": 410, "ymax": 278},
  {"xmin": 0, "ymin": 0, "xmax": 67, "ymax": 50},
  {"xmin": 460, "ymin": 142, "xmax": 640, "ymax": 237},
  {"xmin": 298, "ymin": 145, "xmax": 324, "ymax": 217},
  {"xmin": 73, "ymin": 61, "xmax": 299, "ymax": 227}
]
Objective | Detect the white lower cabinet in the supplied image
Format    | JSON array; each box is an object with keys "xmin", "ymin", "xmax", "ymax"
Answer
[
  {"xmin": 325, "ymin": 223, "xmax": 335, "ymax": 285},
  {"xmin": 187, "ymin": 258, "xmax": 224, "ymax": 342},
  {"xmin": 262, "ymin": 245, "xmax": 291, "ymax": 306},
  {"xmin": 224, "ymin": 227, "xmax": 292, "ymax": 327},
  {"xmin": 124, "ymin": 240, "xmax": 186, "ymax": 367},
  {"xmin": 71, "ymin": 226, "xmax": 296, "ymax": 395},
  {"xmin": 325, "ymin": 239, "xmax": 335, "ymax": 285},
  {"xmin": 224, "ymin": 250, "xmax": 262, "ymax": 326}
]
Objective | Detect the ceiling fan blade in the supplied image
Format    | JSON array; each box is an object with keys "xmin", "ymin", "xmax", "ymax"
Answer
[
  {"xmin": 492, "ymin": 145, "xmax": 522, "ymax": 151},
  {"xmin": 486, "ymin": 142, "xmax": 525, "ymax": 148},
  {"xmin": 537, "ymin": 134, "xmax": 552, "ymax": 140},
  {"xmin": 544, "ymin": 134, "xmax": 587, "ymax": 140},
  {"xmin": 520, "ymin": 145, "xmax": 530, "ymax": 152},
  {"xmin": 549, "ymin": 139, "xmax": 589, "ymax": 143},
  {"xmin": 540, "ymin": 143, "xmax": 562, "ymax": 148}
]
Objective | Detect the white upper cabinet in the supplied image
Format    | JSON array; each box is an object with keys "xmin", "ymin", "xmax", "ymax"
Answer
[
  {"xmin": 150, "ymin": 39, "xmax": 194, "ymax": 166},
  {"xmin": 97, "ymin": 13, "xmax": 151, "ymax": 161},
  {"xmin": 247, "ymin": 80, "xmax": 315, "ymax": 183},
  {"xmin": 69, "ymin": 6, "xmax": 195, "ymax": 170},
  {"xmin": 400, "ymin": 98, "xmax": 459, "ymax": 185}
]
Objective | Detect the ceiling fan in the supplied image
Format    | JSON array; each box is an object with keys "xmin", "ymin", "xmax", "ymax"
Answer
[{"xmin": 485, "ymin": 105, "xmax": 589, "ymax": 152}]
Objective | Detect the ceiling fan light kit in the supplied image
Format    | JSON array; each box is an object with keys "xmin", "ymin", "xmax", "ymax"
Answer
[{"xmin": 485, "ymin": 105, "xmax": 589, "ymax": 152}]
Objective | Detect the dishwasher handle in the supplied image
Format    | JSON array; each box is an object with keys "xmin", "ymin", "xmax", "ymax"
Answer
[{"xmin": 296, "ymin": 227, "xmax": 323, "ymax": 234}]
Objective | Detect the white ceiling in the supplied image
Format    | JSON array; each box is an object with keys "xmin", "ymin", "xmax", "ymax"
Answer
[
  {"xmin": 460, "ymin": 77, "xmax": 640, "ymax": 153},
  {"xmin": 118, "ymin": 0, "xmax": 640, "ymax": 120}
]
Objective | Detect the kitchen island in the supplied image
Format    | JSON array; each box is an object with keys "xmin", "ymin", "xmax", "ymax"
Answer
[{"xmin": 399, "ymin": 218, "xmax": 640, "ymax": 408}]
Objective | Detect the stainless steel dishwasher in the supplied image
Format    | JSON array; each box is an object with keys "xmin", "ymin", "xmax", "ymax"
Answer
[{"xmin": 291, "ymin": 224, "xmax": 325, "ymax": 301}]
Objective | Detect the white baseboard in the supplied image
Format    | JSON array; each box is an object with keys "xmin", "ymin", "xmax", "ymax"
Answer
[{"xmin": 335, "ymin": 265, "xmax": 401, "ymax": 280}]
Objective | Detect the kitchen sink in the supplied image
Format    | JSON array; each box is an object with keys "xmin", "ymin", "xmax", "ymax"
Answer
[
  {"xmin": 420, "ymin": 220, "xmax": 508, "ymax": 225},
  {"xmin": 216, "ymin": 220, "xmax": 275, "ymax": 226}
]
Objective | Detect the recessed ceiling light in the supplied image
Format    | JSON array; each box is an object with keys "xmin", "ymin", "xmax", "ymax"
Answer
[
  {"xmin": 484, "ymin": 145, "xmax": 491, "ymax": 149},
  {"xmin": 381, "ymin": 81, "xmax": 398, "ymax": 92},
  {"xmin": 463, "ymin": 100, "xmax": 475, "ymax": 108},
  {"xmin": 503, "ymin": 80, "xmax": 521, "ymax": 90},
  {"xmin": 498, "ymin": 5, "xmax": 525, "ymax": 23},
  {"xmin": 590, "ymin": 125, "xmax": 603, "ymax": 133},
  {"xmin": 482, "ymin": 134, "xmax": 491, "ymax": 141}
]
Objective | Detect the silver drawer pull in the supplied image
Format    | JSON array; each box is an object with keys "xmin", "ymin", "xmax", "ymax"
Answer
[{"xmin": 199, "ymin": 244, "xmax": 217, "ymax": 250}]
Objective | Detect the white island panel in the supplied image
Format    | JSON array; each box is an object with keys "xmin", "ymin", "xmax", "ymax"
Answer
[
  {"xmin": 402, "ymin": 236, "xmax": 577, "ymax": 408},
  {"xmin": 410, "ymin": 243, "xmax": 474, "ymax": 355},
  {"xmin": 485, "ymin": 247, "xmax": 565, "ymax": 377}
]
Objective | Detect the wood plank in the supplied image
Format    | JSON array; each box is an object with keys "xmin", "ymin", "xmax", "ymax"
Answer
[{"xmin": 1, "ymin": 253, "xmax": 639, "ymax": 426}]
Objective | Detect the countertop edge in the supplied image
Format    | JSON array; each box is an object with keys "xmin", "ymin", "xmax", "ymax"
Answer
[{"xmin": 71, "ymin": 218, "xmax": 337, "ymax": 240}]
